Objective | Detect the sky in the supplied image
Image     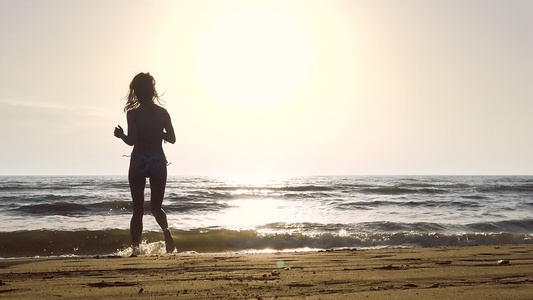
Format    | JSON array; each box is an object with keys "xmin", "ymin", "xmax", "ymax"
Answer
[{"xmin": 0, "ymin": 0, "xmax": 532, "ymax": 176}]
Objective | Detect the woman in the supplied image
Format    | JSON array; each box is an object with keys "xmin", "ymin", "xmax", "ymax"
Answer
[{"xmin": 114, "ymin": 72, "xmax": 176, "ymax": 255}]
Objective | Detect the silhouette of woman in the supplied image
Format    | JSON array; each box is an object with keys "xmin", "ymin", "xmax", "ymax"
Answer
[{"xmin": 114, "ymin": 72, "xmax": 176, "ymax": 255}]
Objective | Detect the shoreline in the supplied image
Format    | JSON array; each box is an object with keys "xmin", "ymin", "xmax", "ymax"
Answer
[
  {"xmin": 1, "ymin": 244, "xmax": 532, "ymax": 299},
  {"xmin": 2, "ymin": 228, "xmax": 531, "ymax": 258}
]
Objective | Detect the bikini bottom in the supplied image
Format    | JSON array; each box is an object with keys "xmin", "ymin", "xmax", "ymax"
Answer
[{"xmin": 131, "ymin": 154, "xmax": 167, "ymax": 178}]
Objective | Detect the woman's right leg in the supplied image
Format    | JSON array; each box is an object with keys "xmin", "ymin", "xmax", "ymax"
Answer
[{"xmin": 129, "ymin": 159, "xmax": 146, "ymax": 248}]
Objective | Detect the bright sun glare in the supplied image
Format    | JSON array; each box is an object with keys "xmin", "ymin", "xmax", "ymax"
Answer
[{"xmin": 194, "ymin": 3, "xmax": 313, "ymax": 112}]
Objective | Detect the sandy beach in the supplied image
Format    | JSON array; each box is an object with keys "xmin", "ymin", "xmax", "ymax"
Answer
[{"xmin": 1, "ymin": 244, "xmax": 532, "ymax": 299}]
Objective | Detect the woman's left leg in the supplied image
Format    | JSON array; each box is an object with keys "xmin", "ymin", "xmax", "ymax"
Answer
[{"xmin": 149, "ymin": 160, "xmax": 175, "ymax": 253}]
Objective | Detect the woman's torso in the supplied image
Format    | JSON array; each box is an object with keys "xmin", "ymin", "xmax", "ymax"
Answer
[{"xmin": 131, "ymin": 104, "xmax": 168, "ymax": 155}]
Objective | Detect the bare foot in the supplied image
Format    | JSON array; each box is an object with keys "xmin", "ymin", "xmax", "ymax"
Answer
[
  {"xmin": 164, "ymin": 229, "xmax": 175, "ymax": 253},
  {"xmin": 131, "ymin": 246, "xmax": 141, "ymax": 257}
]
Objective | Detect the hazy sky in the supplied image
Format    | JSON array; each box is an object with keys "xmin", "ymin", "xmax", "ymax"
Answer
[{"xmin": 0, "ymin": 0, "xmax": 532, "ymax": 176}]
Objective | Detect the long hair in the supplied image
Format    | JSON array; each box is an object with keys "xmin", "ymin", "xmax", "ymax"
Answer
[{"xmin": 124, "ymin": 72, "xmax": 163, "ymax": 112}]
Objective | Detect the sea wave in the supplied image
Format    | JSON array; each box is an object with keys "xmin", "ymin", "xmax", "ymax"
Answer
[
  {"xmin": 358, "ymin": 186, "xmax": 447, "ymax": 195},
  {"xmin": 336, "ymin": 199, "xmax": 484, "ymax": 210},
  {"xmin": 1, "ymin": 222, "xmax": 532, "ymax": 258},
  {"xmin": 2, "ymin": 176, "xmax": 532, "ymax": 258},
  {"xmin": 12, "ymin": 199, "xmax": 232, "ymax": 216},
  {"xmin": 257, "ymin": 219, "xmax": 533, "ymax": 234},
  {"xmin": 14, "ymin": 201, "xmax": 131, "ymax": 216}
]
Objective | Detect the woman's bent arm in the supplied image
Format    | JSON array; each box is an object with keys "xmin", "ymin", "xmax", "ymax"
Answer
[
  {"xmin": 163, "ymin": 112, "xmax": 176, "ymax": 144},
  {"xmin": 115, "ymin": 111, "xmax": 137, "ymax": 146}
]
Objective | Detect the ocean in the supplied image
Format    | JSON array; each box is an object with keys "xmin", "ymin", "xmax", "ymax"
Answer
[{"xmin": 0, "ymin": 176, "xmax": 532, "ymax": 258}]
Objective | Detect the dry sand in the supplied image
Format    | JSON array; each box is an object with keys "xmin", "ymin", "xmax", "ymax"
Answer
[{"xmin": 1, "ymin": 244, "xmax": 532, "ymax": 299}]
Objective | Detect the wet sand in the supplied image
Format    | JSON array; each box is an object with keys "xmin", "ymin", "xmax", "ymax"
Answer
[{"xmin": 1, "ymin": 244, "xmax": 532, "ymax": 299}]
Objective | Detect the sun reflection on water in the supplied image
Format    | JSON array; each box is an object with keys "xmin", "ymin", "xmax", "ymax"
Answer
[
  {"xmin": 221, "ymin": 198, "xmax": 289, "ymax": 228},
  {"xmin": 221, "ymin": 172, "xmax": 291, "ymax": 187}
]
